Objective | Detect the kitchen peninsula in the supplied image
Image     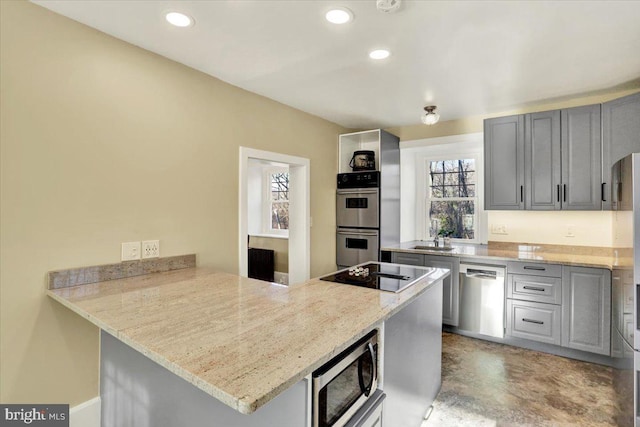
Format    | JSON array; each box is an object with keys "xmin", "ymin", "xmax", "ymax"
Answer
[{"xmin": 47, "ymin": 261, "xmax": 449, "ymax": 427}]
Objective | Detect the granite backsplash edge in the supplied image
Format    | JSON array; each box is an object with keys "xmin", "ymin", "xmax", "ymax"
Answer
[{"xmin": 48, "ymin": 254, "xmax": 196, "ymax": 289}]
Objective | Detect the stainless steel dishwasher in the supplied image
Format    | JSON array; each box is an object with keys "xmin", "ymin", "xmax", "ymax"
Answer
[{"xmin": 458, "ymin": 263, "xmax": 506, "ymax": 338}]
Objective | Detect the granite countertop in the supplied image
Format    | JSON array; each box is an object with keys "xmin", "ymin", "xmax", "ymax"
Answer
[
  {"xmin": 383, "ymin": 241, "xmax": 632, "ymax": 270},
  {"xmin": 47, "ymin": 266, "xmax": 449, "ymax": 415}
]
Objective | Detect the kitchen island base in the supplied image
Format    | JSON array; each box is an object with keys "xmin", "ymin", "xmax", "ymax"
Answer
[
  {"xmin": 101, "ymin": 331, "xmax": 309, "ymax": 427},
  {"xmin": 383, "ymin": 278, "xmax": 443, "ymax": 427}
]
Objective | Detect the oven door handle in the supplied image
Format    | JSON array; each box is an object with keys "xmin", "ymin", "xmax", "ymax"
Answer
[
  {"xmin": 337, "ymin": 189, "xmax": 379, "ymax": 195},
  {"xmin": 337, "ymin": 230, "xmax": 379, "ymax": 237},
  {"xmin": 358, "ymin": 343, "xmax": 376, "ymax": 397}
]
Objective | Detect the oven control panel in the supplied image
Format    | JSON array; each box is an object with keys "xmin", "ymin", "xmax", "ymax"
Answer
[{"xmin": 337, "ymin": 171, "xmax": 380, "ymax": 189}]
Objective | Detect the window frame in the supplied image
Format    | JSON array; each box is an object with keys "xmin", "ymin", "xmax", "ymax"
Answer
[
  {"xmin": 412, "ymin": 137, "xmax": 487, "ymax": 244},
  {"xmin": 262, "ymin": 166, "xmax": 289, "ymax": 237}
]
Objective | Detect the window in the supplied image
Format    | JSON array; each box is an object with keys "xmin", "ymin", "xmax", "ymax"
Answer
[
  {"xmin": 426, "ymin": 158, "xmax": 477, "ymax": 240},
  {"xmin": 264, "ymin": 168, "xmax": 289, "ymax": 235}
]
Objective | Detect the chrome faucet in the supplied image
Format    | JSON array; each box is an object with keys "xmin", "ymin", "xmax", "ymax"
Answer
[{"xmin": 429, "ymin": 219, "xmax": 440, "ymax": 247}]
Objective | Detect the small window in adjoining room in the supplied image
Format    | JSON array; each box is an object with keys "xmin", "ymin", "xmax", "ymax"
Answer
[
  {"xmin": 264, "ymin": 168, "xmax": 289, "ymax": 235},
  {"xmin": 426, "ymin": 158, "xmax": 477, "ymax": 241}
]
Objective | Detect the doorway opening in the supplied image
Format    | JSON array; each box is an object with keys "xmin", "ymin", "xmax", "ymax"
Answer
[{"xmin": 239, "ymin": 147, "xmax": 310, "ymax": 285}]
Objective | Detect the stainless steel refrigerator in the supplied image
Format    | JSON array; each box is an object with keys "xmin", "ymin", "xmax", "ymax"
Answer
[{"xmin": 611, "ymin": 153, "xmax": 640, "ymax": 426}]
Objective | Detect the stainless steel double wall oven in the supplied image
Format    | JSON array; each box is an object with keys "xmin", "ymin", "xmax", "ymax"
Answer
[
  {"xmin": 336, "ymin": 129, "xmax": 400, "ymax": 268},
  {"xmin": 335, "ymin": 132, "xmax": 400, "ymax": 269},
  {"xmin": 336, "ymin": 172, "xmax": 381, "ymax": 268}
]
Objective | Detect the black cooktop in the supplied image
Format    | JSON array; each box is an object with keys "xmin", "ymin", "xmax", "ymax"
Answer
[{"xmin": 319, "ymin": 262, "xmax": 434, "ymax": 293}]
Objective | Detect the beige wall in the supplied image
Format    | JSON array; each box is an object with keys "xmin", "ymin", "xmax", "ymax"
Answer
[
  {"xmin": 248, "ymin": 236, "xmax": 289, "ymax": 273},
  {"xmin": 488, "ymin": 211, "xmax": 614, "ymax": 247},
  {"xmin": 0, "ymin": 1, "xmax": 346, "ymax": 405}
]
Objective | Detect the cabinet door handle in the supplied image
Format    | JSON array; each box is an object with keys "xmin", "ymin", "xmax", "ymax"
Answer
[
  {"xmin": 557, "ymin": 184, "xmax": 561, "ymax": 203},
  {"xmin": 522, "ymin": 318, "xmax": 544, "ymax": 325},
  {"xmin": 523, "ymin": 286, "xmax": 546, "ymax": 292},
  {"xmin": 563, "ymin": 184, "xmax": 567, "ymax": 202},
  {"xmin": 601, "ymin": 183, "xmax": 606, "ymax": 202},
  {"xmin": 520, "ymin": 185, "xmax": 524, "ymax": 203},
  {"xmin": 523, "ymin": 266, "xmax": 545, "ymax": 271}
]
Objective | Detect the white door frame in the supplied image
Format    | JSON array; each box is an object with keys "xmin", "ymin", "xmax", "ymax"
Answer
[{"xmin": 239, "ymin": 147, "xmax": 310, "ymax": 285}]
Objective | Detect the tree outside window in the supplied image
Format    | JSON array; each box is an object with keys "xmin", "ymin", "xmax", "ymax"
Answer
[
  {"xmin": 268, "ymin": 172, "xmax": 289, "ymax": 231},
  {"xmin": 427, "ymin": 159, "xmax": 476, "ymax": 240}
]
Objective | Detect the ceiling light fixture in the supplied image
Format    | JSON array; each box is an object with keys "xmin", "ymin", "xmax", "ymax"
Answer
[
  {"xmin": 421, "ymin": 106, "xmax": 440, "ymax": 125},
  {"xmin": 369, "ymin": 49, "xmax": 390, "ymax": 60},
  {"xmin": 165, "ymin": 11, "xmax": 194, "ymax": 27},
  {"xmin": 325, "ymin": 8, "xmax": 354, "ymax": 24},
  {"xmin": 376, "ymin": 0, "xmax": 402, "ymax": 13}
]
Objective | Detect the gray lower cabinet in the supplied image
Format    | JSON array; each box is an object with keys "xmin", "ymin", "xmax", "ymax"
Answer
[
  {"xmin": 507, "ymin": 274, "xmax": 562, "ymax": 305},
  {"xmin": 561, "ymin": 266, "xmax": 611, "ymax": 355},
  {"xmin": 506, "ymin": 299, "xmax": 561, "ymax": 345},
  {"xmin": 391, "ymin": 252, "xmax": 424, "ymax": 266},
  {"xmin": 390, "ymin": 252, "xmax": 459, "ymax": 326},
  {"xmin": 424, "ymin": 254, "xmax": 460, "ymax": 327},
  {"xmin": 390, "ymin": 251, "xmax": 615, "ymax": 357},
  {"xmin": 506, "ymin": 262, "xmax": 563, "ymax": 345},
  {"xmin": 484, "ymin": 115, "xmax": 525, "ymax": 210},
  {"xmin": 602, "ymin": 92, "xmax": 640, "ymax": 210}
]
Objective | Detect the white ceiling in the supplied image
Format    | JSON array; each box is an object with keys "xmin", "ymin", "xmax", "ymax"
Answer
[{"xmin": 32, "ymin": 0, "xmax": 640, "ymax": 129}]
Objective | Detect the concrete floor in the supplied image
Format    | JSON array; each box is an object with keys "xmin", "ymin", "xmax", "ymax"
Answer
[{"xmin": 424, "ymin": 332, "xmax": 630, "ymax": 427}]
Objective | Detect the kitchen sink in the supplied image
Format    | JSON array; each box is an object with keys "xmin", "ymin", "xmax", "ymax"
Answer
[{"xmin": 412, "ymin": 245, "xmax": 455, "ymax": 252}]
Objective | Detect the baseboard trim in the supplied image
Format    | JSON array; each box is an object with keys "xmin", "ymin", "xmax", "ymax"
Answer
[
  {"xmin": 70, "ymin": 396, "xmax": 100, "ymax": 427},
  {"xmin": 274, "ymin": 271, "xmax": 289, "ymax": 285}
]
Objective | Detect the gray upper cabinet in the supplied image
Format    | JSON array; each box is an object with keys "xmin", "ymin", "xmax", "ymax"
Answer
[
  {"xmin": 486, "ymin": 106, "xmax": 602, "ymax": 211},
  {"xmin": 602, "ymin": 92, "xmax": 640, "ymax": 210},
  {"xmin": 561, "ymin": 266, "xmax": 611, "ymax": 355},
  {"xmin": 561, "ymin": 105, "xmax": 602, "ymax": 210},
  {"xmin": 486, "ymin": 94, "xmax": 640, "ymax": 211},
  {"xmin": 525, "ymin": 110, "xmax": 561, "ymax": 210},
  {"xmin": 484, "ymin": 115, "xmax": 525, "ymax": 210}
]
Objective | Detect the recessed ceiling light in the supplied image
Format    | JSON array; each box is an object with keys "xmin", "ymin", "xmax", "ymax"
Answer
[
  {"xmin": 325, "ymin": 8, "xmax": 354, "ymax": 24},
  {"xmin": 369, "ymin": 49, "xmax": 390, "ymax": 60},
  {"xmin": 165, "ymin": 11, "xmax": 194, "ymax": 27}
]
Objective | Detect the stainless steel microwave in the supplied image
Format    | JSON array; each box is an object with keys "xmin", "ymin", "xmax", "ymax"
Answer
[{"xmin": 312, "ymin": 330, "xmax": 378, "ymax": 427}]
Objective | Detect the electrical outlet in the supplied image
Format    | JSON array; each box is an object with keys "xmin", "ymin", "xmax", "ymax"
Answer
[
  {"xmin": 491, "ymin": 224, "xmax": 508, "ymax": 235},
  {"xmin": 121, "ymin": 241, "xmax": 141, "ymax": 261},
  {"xmin": 142, "ymin": 240, "xmax": 160, "ymax": 258},
  {"xmin": 566, "ymin": 225, "xmax": 575, "ymax": 237}
]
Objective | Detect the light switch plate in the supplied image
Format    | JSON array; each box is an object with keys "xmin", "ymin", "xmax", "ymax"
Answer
[{"xmin": 121, "ymin": 241, "xmax": 141, "ymax": 261}]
